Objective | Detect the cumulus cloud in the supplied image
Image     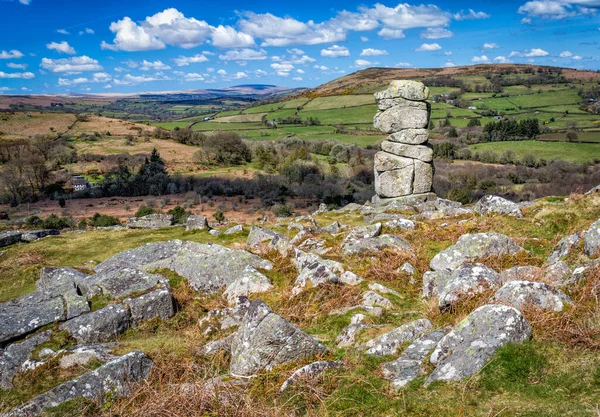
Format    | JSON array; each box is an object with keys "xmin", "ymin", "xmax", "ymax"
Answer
[
  {"xmin": 420, "ymin": 28, "xmax": 453, "ymax": 39},
  {"xmin": 0, "ymin": 50, "xmax": 24, "ymax": 59},
  {"xmin": 271, "ymin": 62, "xmax": 294, "ymax": 76},
  {"xmin": 471, "ymin": 55, "xmax": 490, "ymax": 63},
  {"xmin": 360, "ymin": 48, "xmax": 388, "ymax": 56},
  {"xmin": 41, "ymin": 56, "xmax": 103, "ymax": 73},
  {"xmin": 0, "ymin": 71, "xmax": 35, "ymax": 79},
  {"xmin": 395, "ymin": 62, "xmax": 414, "ymax": 67},
  {"xmin": 114, "ymin": 73, "xmax": 170, "ymax": 85},
  {"xmin": 443, "ymin": 60, "xmax": 456, "ymax": 67},
  {"xmin": 173, "ymin": 54, "xmax": 209, "ymax": 66},
  {"xmin": 484, "ymin": 42, "xmax": 500, "ymax": 49},
  {"xmin": 518, "ymin": 0, "xmax": 598, "ymax": 20},
  {"xmin": 454, "ymin": 9, "xmax": 491, "ymax": 20},
  {"xmin": 7, "ymin": 63, "xmax": 27, "ymax": 69},
  {"xmin": 218, "ymin": 48, "xmax": 268, "ymax": 61},
  {"xmin": 211, "ymin": 25, "xmax": 255, "ymax": 48},
  {"xmin": 182, "ymin": 72, "xmax": 204, "ymax": 81},
  {"xmin": 509, "ymin": 48, "xmax": 549, "ymax": 57},
  {"xmin": 79, "ymin": 28, "xmax": 94, "ymax": 35},
  {"xmin": 57, "ymin": 29, "xmax": 69, "ymax": 35},
  {"xmin": 365, "ymin": 3, "xmax": 451, "ymax": 30},
  {"xmin": 101, "ymin": 17, "xmax": 165, "ymax": 51},
  {"xmin": 415, "ymin": 43, "xmax": 442, "ymax": 51},
  {"xmin": 560, "ymin": 50, "xmax": 573, "ymax": 57},
  {"xmin": 314, "ymin": 64, "xmax": 329, "ymax": 70},
  {"xmin": 292, "ymin": 77, "xmax": 303, "ymax": 81},
  {"xmin": 320, "ymin": 45, "xmax": 350, "ymax": 57},
  {"xmin": 140, "ymin": 60, "xmax": 171, "ymax": 71},
  {"xmin": 494, "ymin": 56, "xmax": 511, "ymax": 63},
  {"xmin": 360, "ymin": 36, "xmax": 369, "ymax": 42},
  {"xmin": 354, "ymin": 59, "xmax": 375, "ymax": 67},
  {"xmin": 46, "ymin": 41, "xmax": 76, "ymax": 54},
  {"xmin": 377, "ymin": 28, "xmax": 405, "ymax": 39}
]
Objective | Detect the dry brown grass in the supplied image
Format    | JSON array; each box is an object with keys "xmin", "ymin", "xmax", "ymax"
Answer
[
  {"xmin": 0, "ymin": 112, "xmax": 76, "ymax": 136},
  {"xmin": 69, "ymin": 115, "xmax": 153, "ymax": 136}
]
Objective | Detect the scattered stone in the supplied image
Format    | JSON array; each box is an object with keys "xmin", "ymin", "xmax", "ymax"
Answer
[
  {"xmin": 0, "ymin": 331, "xmax": 51, "ymax": 389},
  {"xmin": 60, "ymin": 304, "xmax": 130, "ymax": 344},
  {"xmin": 382, "ymin": 327, "xmax": 449, "ymax": 389},
  {"xmin": 385, "ymin": 218, "xmax": 416, "ymax": 230},
  {"xmin": 209, "ymin": 229, "xmax": 221, "ymax": 237},
  {"xmin": 430, "ymin": 233, "xmax": 523, "ymax": 271},
  {"xmin": 436, "ymin": 263, "xmax": 501, "ymax": 309},
  {"xmin": 334, "ymin": 203, "xmax": 363, "ymax": 213},
  {"xmin": 224, "ymin": 225, "xmax": 243, "ymax": 235},
  {"xmin": 339, "ymin": 271, "xmax": 364, "ymax": 286},
  {"xmin": 126, "ymin": 214, "xmax": 174, "ymax": 229},
  {"xmin": 80, "ymin": 268, "xmax": 164, "ymax": 298},
  {"xmin": 293, "ymin": 259, "xmax": 340, "ymax": 294},
  {"xmin": 548, "ymin": 232, "xmax": 583, "ymax": 264},
  {"xmin": 229, "ymin": 300, "xmax": 327, "ymax": 377},
  {"xmin": 399, "ymin": 262, "xmax": 416, "ymax": 276},
  {"xmin": 492, "ymin": 280, "xmax": 573, "ymax": 312},
  {"xmin": 336, "ymin": 314, "xmax": 370, "ymax": 348},
  {"xmin": 321, "ymin": 221, "xmax": 341, "ymax": 234},
  {"xmin": 499, "ymin": 266, "xmax": 542, "ymax": 284},
  {"xmin": 342, "ymin": 234, "xmax": 412, "ymax": 255},
  {"xmin": 345, "ymin": 223, "xmax": 382, "ymax": 241},
  {"xmin": 186, "ymin": 215, "xmax": 209, "ymax": 231},
  {"xmin": 223, "ymin": 266, "xmax": 273, "ymax": 304},
  {"xmin": 312, "ymin": 203, "xmax": 329, "ymax": 215},
  {"xmin": 20, "ymin": 229, "xmax": 60, "ymax": 243},
  {"xmin": 426, "ymin": 305, "xmax": 532, "ymax": 386},
  {"xmin": 329, "ymin": 305, "xmax": 384, "ymax": 317},
  {"xmin": 298, "ymin": 238, "xmax": 331, "ymax": 255},
  {"xmin": 292, "ymin": 250, "xmax": 344, "ymax": 275},
  {"xmin": 369, "ymin": 283, "xmax": 401, "ymax": 297},
  {"xmin": 123, "ymin": 287, "xmax": 175, "ymax": 325},
  {"xmin": 4, "ymin": 351, "xmax": 153, "ymax": 417},
  {"xmin": 279, "ymin": 361, "xmax": 344, "ymax": 393},
  {"xmin": 0, "ymin": 231, "xmax": 21, "ymax": 248},
  {"xmin": 362, "ymin": 291, "xmax": 393, "ymax": 308},
  {"xmin": 198, "ymin": 297, "xmax": 251, "ymax": 334},
  {"xmin": 58, "ymin": 344, "xmax": 116, "ymax": 369},
  {"xmin": 362, "ymin": 319, "xmax": 433, "ymax": 356},
  {"xmin": 474, "ymin": 195, "xmax": 523, "ymax": 218},
  {"xmin": 246, "ymin": 226, "xmax": 291, "ymax": 256},
  {"xmin": 544, "ymin": 261, "xmax": 571, "ymax": 286},
  {"xmin": 199, "ymin": 334, "xmax": 235, "ymax": 356},
  {"xmin": 566, "ymin": 260, "xmax": 600, "ymax": 286},
  {"xmin": 584, "ymin": 219, "xmax": 600, "ymax": 257}
]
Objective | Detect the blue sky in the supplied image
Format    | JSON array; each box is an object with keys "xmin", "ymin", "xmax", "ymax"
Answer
[{"xmin": 0, "ymin": 0, "xmax": 598, "ymax": 94}]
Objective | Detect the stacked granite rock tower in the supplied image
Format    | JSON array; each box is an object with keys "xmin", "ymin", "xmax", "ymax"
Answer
[{"xmin": 372, "ymin": 80, "xmax": 436, "ymax": 205}]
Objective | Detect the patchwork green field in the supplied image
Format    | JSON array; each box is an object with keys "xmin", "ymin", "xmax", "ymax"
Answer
[{"xmin": 470, "ymin": 140, "xmax": 600, "ymax": 163}]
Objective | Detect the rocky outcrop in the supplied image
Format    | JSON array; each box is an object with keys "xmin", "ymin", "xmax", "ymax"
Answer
[
  {"xmin": 222, "ymin": 266, "xmax": 273, "ymax": 304},
  {"xmin": 229, "ymin": 300, "xmax": 327, "ymax": 377},
  {"xmin": 436, "ymin": 264, "xmax": 501, "ymax": 309},
  {"xmin": 548, "ymin": 232, "xmax": 583, "ymax": 264},
  {"xmin": 499, "ymin": 265, "xmax": 541, "ymax": 284},
  {"xmin": 123, "ymin": 287, "xmax": 175, "ymax": 325},
  {"xmin": 430, "ymin": 233, "xmax": 523, "ymax": 271},
  {"xmin": 336, "ymin": 314, "xmax": 371, "ymax": 348},
  {"xmin": 59, "ymin": 304, "xmax": 131, "ymax": 344},
  {"xmin": 0, "ymin": 331, "xmax": 51, "ymax": 389},
  {"xmin": 426, "ymin": 305, "xmax": 532, "ymax": 385},
  {"xmin": 224, "ymin": 224, "xmax": 243, "ymax": 235},
  {"xmin": 492, "ymin": 280, "xmax": 573, "ymax": 312},
  {"xmin": 126, "ymin": 214, "xmax": 174, "ymax": 229},
  {"xmin": 4, "ymin": 350, "xmax": 153, "ymax": 417},
  {"xmin": 279, "ymin": 361, "xmax": 343, "ymax": 393},
  {"xmin": 0, "ymin": 231, "xmax": 21, "ymax": 248},
  {"xmin": 185, "ymin": 215, "xmax": 209, "ymax": 231},
  {"xmin": 20, "ymin": 229, "xmax": 60, "ymax": 243},
  {"xmin": 584, "ymin": 219, "xmax": 600, "ymax": 257},
  {"xmin": 474, "ymin": 195, "xmax": 523, "ymax": 218},
  {"xmin": 246, "ymin": 226, "xmax": 291, "ymax": 255},
  {"xmin": 372, "ymin": 80, "xmax": 435, "ymax": 205},
  {"xmin": 362, "ymin": 319, "xmax": 432, "ymax": 356},
  {"xmin": 79, "ymin": 267, "xmax": 165, "ymax": 298},
  {"xmin": 342, "ymin": 234, "xmax": 412, "ymax": 255}
]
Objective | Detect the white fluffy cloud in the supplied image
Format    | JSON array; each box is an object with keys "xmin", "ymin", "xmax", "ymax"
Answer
[
  {"xmin": 415, "ymin": 43, "xmax": 442, "ymax": 52},
  {"xmin": 140, "ymin": 60, "xmax": 171, "ymax": 71},
  {"xmin": 494, "ymin": 56, "xmax": 511, "ymax": 63},
  {"xmin": 211, "ymin": 25, "xmax": 255, "ymax": 48},
  {"xmin": 420, "ymin": 28, "xmax": 453, "ymax": 39},
  {"xmin": 0, "ymin": 50, "xmax": 24, "ymax": 59},
  {"xmin": 173, "ymin": 54, "xmax": 209, "ymax": 66},
  {"xmin": 395, "ymin": 62, "xmax": 414, "ymax": 67},
  {"xmin": 57, "ymin": 29, "xmax": 69, "ymax": 35},
  {"xmin": 560, "ymin": 50, "xmax": 573, "ymax": 57},
  {"xmin": 40, "ymin": 56, "xmax": 103, "ymax": 73},
  {"xmin": 292, "ymin": 77, "xmax": 303, "ymax": 81},
  {"xmin": 46, "ymin": 41, "xmax": 76, "ymax": 55},
  {"xmin": 354, "ymin": 59, "xmax": 374, "ymax": 67},
  {"xmin": 509, "ymin": 48, "xmax": 549, "ymax": 57},
  {"xmin": 7, "ymin": 63, "xmax": 27, "ymax": 69},
  {"xmin": 518, "ymin": 0, "xmax": 598, "ymax": 20},
  {"xmin": 0, "ymin": 71, "xmax": 35, "ymax": 79},
  {"xmin": 320, "ymin": 45, "xmax": 350, "ymax": 57},
  {"xmin": 471, "ymin": 55, "xmax": 490, "ymax": 63},
  {"xmin": 377, "ymin": 28, "xmax": 405, "ymax": 39},
  {"xmin": 79, "ymin": 28, "xmax": 94, "ymax": 35},
  {"xmin": 365, "ymin": 4, "xmax": 451, "ymax": 30},
  {"xmin": 114, "ymin": 73, "xmax": 170, "ymax": 85},
  {"xmin": 483, "ymin": 43, "xmax": 500, "ymax": 49},
  {"xmin": 443, "ymin": 60, "xmax": 456, "ymax": 67},
  {"xmin": 218, "ymin": 49, "xmax": 268, "ymax": 61},
  {"xmin": 454, "ymin": 9, "xmax": 491, "ymax": 20},
  {"xmin": 271, "ymin": 62, "xmax": 294, "ymax": 76},
  {"xmin": 101, "ymin": 16, "xmax": 165, "ymax": 51},
  {"xmin": 360, "ymin": 48, "xmax": 388, "ymax": 56}
]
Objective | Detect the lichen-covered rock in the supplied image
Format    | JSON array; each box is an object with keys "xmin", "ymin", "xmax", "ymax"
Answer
[
  {"xmin": 80, "ymin": 268, "xmax": 164, "ymax": 298},
  {"xmin": 412, "ymin": 160, "xmax": 434, "ymax": 194},
  {"xmin": 185, "ymin": 215, "xmax": 209, "ymax": 231},
  {"xmin": 375, "ymin": 165, "xmax": 414, "ymax": 197},
  {"xmin": 430, "ymin": 233, "xmax": 523, "ymax": 271},
  {"xmin": 548, "ymin": 232, "xmax": 583, "ymax": 264},
  {"xmin": 345, "ymin": 223, "xmax": 382, "ymax": 241},
  {"xmin": 362, "ymin": 319, "xmax": 433, "ymax": 356},
  {"xmin": 279, "ymin": 361, "xmax": 343, "ymax": 393},
  {"xmin": 321, "ymin": 221, "xmax": 341, "ymax": 234},
  {"xmin": 126, "ymin": 214, "xmax": 174, "ymax": 229},
  {"xmin": 0, "ymin": 231, "xmax": 21, "ymax": 248},
  {"xmin": 336, "ymin": 314, "xmax": 371, "ymax": 348},
  {"xmin": 362, "ymin": 291, "xmax": 393, "ymax": 308},
  {"xmin": 422, "ymin": 270, "xmax": 449, "ymax": 298},
  {"xmin": 426, "ymin": 304, "xmax": 532, "ymax": 386},
  {"xmin": 584, "ymin": 219, "xmax": 600, "ymax": 257},
  {"xmin": 474, "ymin": 195, "xmax": 523, "ymax": 218},
  {"xmin": 381, "ymin": 141, "xmax": 433, "ymax": 162},
  {"xmin": 388, "ymin": 129, "xmax": 429, "ymax": 145},
  {"xmin": 499, "ymin": 265, "xmax": 541, "ymax": 284},
  {"xmin": 199, "ymin": 334, "xmax": 235, "ymax": 356},
  {"xmin": 492, "ymin": 280, "xmax": 572, "ymax": 312},
  {"xmin": 198, "ymin": 297, "xmax": 251, "ymax": 335},
  {"xmin": 95, "ymin": 240, "xmax": 184, "ymax": 273},
  {"xmin": 374, "ymin": 152, "xmax": 413, "ymax": 172},
  {"xmin": 246, "ymin": 226, "xmax": 291, "ymax": 255},
  {"xmin": 229, "ymin": 300, "xmax": 327, "ymax": 377},
  {"xmin": 342, "ymin": 234, "xmax": 412, "ymax": 255},
  {"xmin": 400, "ymin": 262, "xmax": 416, "ymax": 276},
  {"xmin": 292, "ymin": 249, "xmax": 344, "ymax": 275},
  {"xmin": 368, "ymin": 283, "xmax": 401, "ymax": 297},
  {"xmin": 293, "ymin": 260, "xmax": 340, "ymax": 294},
  {"xmin": 297, "ymin": 238, "xmax": 330, "ymax": 255},
  {"xmin": 382, "ymin": 327, "xmax": 449, "ymax": 389},
  {"xmin": 20, "ymin": 229, "xmax": 60, "ymax": 243},
  {"xmin": 223, "ymin": 266, "xmax": 273, "ymax": 304},
  {"xmin": 0, "ymin": 331, "xmax": 51, "ymax": 389},
  {"xmin": 437, "ymin": 263, "xmax": 501, "ymax": 309},
  {"xmin": 385, "ymin": 218, "xmax": 416, "ymax": 230},
  {"xmin": 339, "ymin": 271, "xmax": 364, "ymax": 285},
  {"xmin": 544, "ymin": 261, "xmax": 571, "ymax": 286},
  {"xmin": 36, "ymin": 267, "xmax": 88, "ymax": 295},
  {"xmin": 224, "ymin": 224, "xmax": 243, "ymax": 235},
  {"xmin": 123, "ymin": 287, "xmax": 175, "ymax": 325},
  {"xmin": 374, "ymin": 80, "xmax": 430, "ymax": 102},
  {"xmin": 58, "ymin": 344, "xmax": 116, "ymax": 369},
  {"xmin": 4, "ymin": 350, "xmax": 153, "ymax": 417},
  {"xmin": 60, "ymin": 304, "xmax": 130, "ymax": 344}
]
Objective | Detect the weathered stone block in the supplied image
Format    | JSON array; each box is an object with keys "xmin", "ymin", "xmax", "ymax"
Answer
[
  {"xmin": 381, "ymin": 141, "xmax": 433, "ymax": 162},
  {"xmin": 413, "ymin": 160, "xmax": 434, "ymax": 194},
  {"xmin": 374, "ymin": 80, "xmax": 430, "ymax": 101},
  {"xmin": 388, "ymin": 129, "xmax": 430, "ymax": 145},
  {"xmin": 376, "ymin": 97, "xmax": 429, "ymax": 112},
  {"xmin": 374, "ymin": 152, "xmax": 413, "ymax": 171},
  {"xmin": 374, "ymin": 106, "xmax": 430, "ymax": 133},
  {"xmin": 185, "ymin": 215, "xmax": 209, "ymax": 231},
  {"xmin": 375, "ymin": 165, "xmax": 414, "ymax": 198}
]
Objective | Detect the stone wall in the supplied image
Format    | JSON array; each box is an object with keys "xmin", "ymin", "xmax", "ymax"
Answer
[{"xmin": 373, "ymin": 80, "xmax": 436, "ymax": 205}]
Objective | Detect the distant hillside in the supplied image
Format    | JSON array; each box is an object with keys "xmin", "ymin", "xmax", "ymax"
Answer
[{"xmin": 306, "ymin": 64, "xmax": 600, "ymax": 96}]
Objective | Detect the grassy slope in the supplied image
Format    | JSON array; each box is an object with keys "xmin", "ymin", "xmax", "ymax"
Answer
[{"xmin": 469, "ymin": 141, "xmax": 600, "ymax": 163}]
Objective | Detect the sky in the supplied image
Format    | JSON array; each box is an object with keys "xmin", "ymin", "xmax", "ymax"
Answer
[{"xmin": 0, "ymin": 0, "xmax": 599, "ymax": 94}]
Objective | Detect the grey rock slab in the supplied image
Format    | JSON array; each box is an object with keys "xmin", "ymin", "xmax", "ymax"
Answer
[
  {"xmin": 388, "ymin": 129, "xmax": 430, "ymax": 145},
  {"xmin": 430, "ymin": 232, "xmax": 523, "ymax": 272},
  {"xmin": 548, "ymin": 232, "xmax": 583, "ymax": 264},
  {"xmin": 223, "ymin": 266, "xmax": 274, "ymax": 304},
  {"xmin": 292, "ymin": 249, "xmax": 344, "ymax": 275},
  {"xmin": 20, "ymin": 230, "xmax": 59, "ymax": 243},
  {"xmin": 321, "ymin": 221, "xmax": 341, "ymax": 234},
  {"xmin": 362, "ymin": 291, "xmax": 393, "ymax": 308},
  {"xmin": 246, "ymin": 226, "xmax": 291, "ymax": 256},
  {"xmin": 544, "ymin": 261, "xmax": 571, "ymax": 286},
  {"xmin": 123, "ymin": 287, "xmax": 175, "ymax": 325},
  {"xmin": 329, "ymin": 305, "xmax": 384, "ymax": 317},
  {"xmin": 223, "ymin": 224, "xmax": 243, "ymax": 235},
  {"xmin": 376, "ymin": 96, "xmax": 429, "ymax": 112},
  {"xmin": 412, "ymin": 160, "xmax": 434, "ymax": 194},
  {"xmin": 584, "ymin": 219, "xmax": 600, "ymax": 257},
  {"xmin": 37, "ymin": 267, "xmax": 88, "ymax": 295},
  {"xmin": 59, "ymin": 304, "xmax": 130, "ymax": 344},
  {"xmin": 209, "ymin": 229, "xmax": 221, "ymax": 237},
  {"xmin": 474, "ymin": 195, "xmax": 523, "ymax": 218},
  {"xmin": 279, "ymin": 361, "xmax": 344, "ymax": 393},
  {"xmin": 437, "ymin": 263, "xmax": 501, "ymax": 309},
  {"xmin": 199, "ymin": 334, "xmax": 235, "ymax": 356},
  {"xmin": 81, "ymin": 268, "xmax": 163, "ymax": 299},
  {"xmin": 381, "ymin": 142, "xmax": 434, "ymax": 162},
  {"xmin": 4, "ymin": 350, "xmax": 152, "ymax": 417},
  {"xmin": 339, "ymin": 271, "xmax": 364, "ymax": 286},
  {"xmin": 297, "ymin": 238, "xmax": 330, "ymax": 255},
  {"xmin": 375, "ymin": 166, "xmax": 414, "ymax": 198},
  {"xmin": 293, "ymin": 261, "xmax": 340, "ymax": 295},
  {"xmin": 422, "ymin": 270, "xmax": 450, "ymax": 298},
  {"xmin": 374, "ymin": 106, "xmax": 429, "ymax": 134},
  {"xmin": 342, "ymin": 234, "xmax": 412, "ymax": 255},
  {"xmin": 95, "ymin": 240, "xmax": 185, "ymax": 273},
  {"xmin": 400, "ymin": 262, "xmax": 416, "ymax": 276},
  {"xmin": 0, "ymin": 231, "xmax": 21, "ymax": 248},
  {"xmin": 58, "ymin": 344, "xmax": 117, "ymax": 369},
  {"xmin": 382, "ymin": 327, "xmax": 449, "ymax": 389},
  {"xmin": 345, "ymin": 223, "xmax": 382, "ymax": 241},
  {"xmin": 198, "ymin": 297, "xmax": 251, "ymax": 335},
  {"xmin": 336, "ymin": 314, "xmax": 371, "ymax": 348},
  {"xmin": 229, "ymin": 300, "xmax": 327, "ymax": 377},
  {"xmin": 362, "ymin": 319, "xmax": 433, "ymax": 357},
  {"xmin": 385, "ymin": 218, "xmax": 416, "ymax": 230},
  {"xmin": 374, "ymin": 80, "xmax": 430, "ymax": 101},
  {"xmin": 185, "ymin": 215, "xmax": 209, "ymax": 231},
  {"xmin": 492, "ymin": 280, "xmax": 573, "ymax": 312},
  {"xmin": 426, "ymin": 304, "xmax": 532, "ymax": 386},
  {"xmin": 0, "ymin": 331, "xmax": 51, "ymax": 389},
  {"xmin": 374, "ymin": 152, "xmax": 413, "ymax": 171},
  {"xmin": 369, "ymin": 283, "xmax": 401, "ymax": 297},
  {"xmin": 126, "ymin": 214, "xmax": 173, "ymax": 229}
]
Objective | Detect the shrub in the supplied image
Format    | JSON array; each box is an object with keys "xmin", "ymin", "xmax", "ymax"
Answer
[
  {"xmin": 272, "ymin": 204, "xmax": 294, "ymax": 218},
  {"xmin": 89, "ymin": 213, "xmax": 120, "ymax": 227},
  {"xmin": 78, "ymin": 219, "xmax": 88, "ymax": 230},
  {"xmin": 41, "ymin": 214, "xmax": 73, "ymax": 230},
  {"xmin": 58, "ymin": 198, "xmax": 66, "ymax": 208},
  {"xmin": 24, "ymin": 216, "xmax": 43, "ymax": 228},
  {"xmin": 213, "ymin": 209, "xmax": 225, "ymax": 224},
  {"xmin": 167, "ymin": 206, "xmax": 189, "ymax": 224},
  {"xmin": 135, "ymin": 204, "xmax": 155, "ymax": 218}
]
